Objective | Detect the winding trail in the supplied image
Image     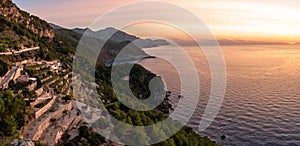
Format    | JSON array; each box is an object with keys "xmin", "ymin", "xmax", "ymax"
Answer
[{"xmin": 0, "ymin": 47, "xmax": 39, "ymax": 55}]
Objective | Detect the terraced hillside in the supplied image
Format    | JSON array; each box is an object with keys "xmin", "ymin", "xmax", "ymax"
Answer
[{"xmin": 0, "ymin": 0, "xmax": 219, "ymax": 145}]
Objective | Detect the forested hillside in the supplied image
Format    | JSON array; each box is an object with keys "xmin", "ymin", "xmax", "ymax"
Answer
[{"xmin": 0, "ymin": 0, "xmax": 219, "ymax": 145}]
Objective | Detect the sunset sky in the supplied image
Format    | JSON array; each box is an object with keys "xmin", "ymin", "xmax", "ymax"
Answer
[{"xmin": 13, "ymin": 0, "xmax": 300, "ymax": 44}]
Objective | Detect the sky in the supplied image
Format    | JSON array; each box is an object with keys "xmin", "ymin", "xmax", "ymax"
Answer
[{"xmin": 12, "ymin": 0, "xmax": 300, "ymax": 44}]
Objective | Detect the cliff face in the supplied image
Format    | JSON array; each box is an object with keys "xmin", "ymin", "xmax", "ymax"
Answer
[{"xmin": 0, "ymin": 0, "xmax": 54, "ymax": 39}]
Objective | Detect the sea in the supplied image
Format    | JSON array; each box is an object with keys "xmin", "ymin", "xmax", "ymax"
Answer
[{"xmin": 138, "ymin": 44, "xmax": 300, "ymax": 145}]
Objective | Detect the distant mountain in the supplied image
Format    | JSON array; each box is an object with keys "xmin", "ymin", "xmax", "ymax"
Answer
[
  {"xmin": 69, "ymin": 27, "xmax": 170, "ymax": 48},
  {"xmin": 51, "ymin": 24, "xmax": 170, "ymax": 64},
  {"xmin": 134, "ymin": 38, "xmax": 170, "ymax": 48},
  {"xmin": 71, "ymin": 27, "xmax": 138, "ymax": 42},
  {"xmin": 52, "ymin": 25, "xmax": 146, "ymax": 64},
  {"xmin": 0, "ymin": 1, "xmax": 219, "ymax": 146},
  {"xmin": 71, "ymin": 27, "xmax": 94, "ymax": 35},
  {"xmin": 49, "ymin": 23, "xmax": 65, "ymax": 30}
]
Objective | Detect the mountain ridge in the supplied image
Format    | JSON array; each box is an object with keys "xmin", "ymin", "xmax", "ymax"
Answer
[
  {"xmin": 50, "ymin": 23, "xmax": 170, "ymax": 48},
  {"xmin": 0, "ymin": 1, "xmax": 219, "ymax": 146}
]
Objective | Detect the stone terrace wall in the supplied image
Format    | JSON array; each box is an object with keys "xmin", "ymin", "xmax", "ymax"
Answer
[
  {"xmin": 35, "ymin": 96, "xmax": 56, "ymax": 119},
  {"xmin": 32, "ymin": 102, "xmax": 73, "ymax": 141},
  {"xmin": 35, "ymin": 87, "xmax": 44, "ymax": 96},
  {"xmin": 54, "ymin": 116, "xmax": 81, "ymax": 144}
]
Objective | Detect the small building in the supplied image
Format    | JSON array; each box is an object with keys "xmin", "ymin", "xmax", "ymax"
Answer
[
  {"xmin": 51, "ymin": 62, "xmax": 61, "ymax": 70},
  {"xmin": 16, "ymin": 75, "xmax": 37, "ymax": 83},
  {"xmin": 29, "ymin": 77, "xmax": 37, "ymax": 81},
  {"xmin": 43, "ymin": 60, "xmax": 61, "ymax": 72},
  {"xmin": 16, "ymin": 75, "xmax": 30, "ymax": 83}
]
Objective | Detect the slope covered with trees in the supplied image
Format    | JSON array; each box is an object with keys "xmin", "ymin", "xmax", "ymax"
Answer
[
  {"xmin": 0, "ymin": 90, "xmax": 26, "ymax": 137},
  {"xmin": 0, "ymin": 0, "xmax": 219, "ymax": 145},
  {"xmin": 0, "ymin": 0, "xmax": 54, "ymax": 52},
  {"xmin": 65, "ymin": 64, "xmax": 219, "ymax": 146}
]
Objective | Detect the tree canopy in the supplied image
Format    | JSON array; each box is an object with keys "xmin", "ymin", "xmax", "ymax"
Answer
[
  {"xmin": 0, "ymin": 90, "xmax": 26, "ymax": 137},
  {"xmin": 0, "ymin": 59, "xmax": 9, "ymax": 77}
]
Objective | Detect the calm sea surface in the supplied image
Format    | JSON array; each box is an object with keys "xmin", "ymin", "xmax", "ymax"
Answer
[{"xmin": 138, "ymin": 45, "xmax": 300, "ymax": 145}]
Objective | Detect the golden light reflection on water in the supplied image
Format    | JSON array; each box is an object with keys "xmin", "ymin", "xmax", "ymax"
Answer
[{"xmin": 139, "ymin": 44, "xmax": 300, "ymax": 145}]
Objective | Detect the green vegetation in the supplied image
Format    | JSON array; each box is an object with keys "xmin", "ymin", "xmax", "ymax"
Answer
[
  {"xmin": 0, "ymin": 0, "xmax": 53, "ymax": 52},
  {"xmin": 54, "ymin": 28, "xmax": 148, "ymax": 65},
  {"xmin": 0, "ymin": 14, "xmax": 69, "ymax": 63},
  {"xmin": 0, "ymin": 15, "xmax": 38, "ymax": 50},
  {"xmin": 0, "ymin": 90, "xmax": 26, "ymax": 137},
  {"xmin": 106, "ymin": 64, "xmax": 218, "ymax": 145},
  {"xmin": 67, "ymin": 64, "xmax": 219, "ymax": 145},
  {"xmin": 42, "ymin": 75, "xmax": 58, "ymax": 85},
  {"xmin": 34, "ymin": 98, "xmax": 51, "ymax": 108},
  {"xmin": 53, "ymin": 29, "xmax": 81, "ymax": 55},
  {"xmin": 62, "ymin": 95, "xmax": 72, "ymax": 102},
  {"xmin": 0, "ymin": 1, "xmax": 219, "ymax": 144},
  {"xmin": 0, "ymin": 36, "xmax": 12, "ymax": 52},
  {"xmin": 64, "ymin": 126, "xmax": 105, "ymax": 146},
  {"xmin": 155, "ymin": 127, "xmax": 218, "ymax": 146},
  {"xmin": 0, "ymin": 59, "xmax": 9, "ymax": 77},
  {"xmin": 21, "ymin": 88, "xmax": 37, "ymax": 100},
  {"xmin": 33, "ymin": 141, "xmax": 48, "ymax": 146},
  {"xmin": 8, "ymin": 81, "xmax": 29, "ymax": 92}
]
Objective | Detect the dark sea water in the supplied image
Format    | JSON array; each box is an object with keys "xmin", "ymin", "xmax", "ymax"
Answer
[{"xmin": 138, "ymin": 45, "xmax": 300, "ymax": 146}]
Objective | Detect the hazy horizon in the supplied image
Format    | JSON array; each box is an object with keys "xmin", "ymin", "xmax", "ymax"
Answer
[
  {"xmin": 2, "ymin": 1, "xmax": 300, "ymax": 145},
  {"xmin": 12, "ymin": 0, "xmax": 300, "ymax": 45}
]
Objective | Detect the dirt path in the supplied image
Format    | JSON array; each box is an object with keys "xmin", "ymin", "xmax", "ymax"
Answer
[{"xmin": 0, "ymin": 47, "xmax": 40, "ymax": 55}]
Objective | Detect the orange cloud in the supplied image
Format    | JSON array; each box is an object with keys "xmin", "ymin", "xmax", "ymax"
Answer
[{"xmin": 13, "ymin": 0, "xmax": 300, "ymax": 43}]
